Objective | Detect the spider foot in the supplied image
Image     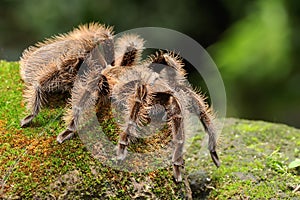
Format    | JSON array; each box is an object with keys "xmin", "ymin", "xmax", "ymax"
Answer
[
  {"xmin": 173, "ymin": 164, "xmax": 183, "ymax": 182},
  {"xmin": 20, "ymin": 114, "xmax": 35, "ymax": 127},
  {"xmin": 116, "ymin": 143, "xmax": 128, "ymax": 161},
  {"xmin": 57, "ymin": 129, "xmax": 75, "ymax": 143},
  {"xmin": 210, "ymin": 150, "xmax": 220, "ymax": 167}
]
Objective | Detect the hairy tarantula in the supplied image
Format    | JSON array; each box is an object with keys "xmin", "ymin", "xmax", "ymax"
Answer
[{"xmin": 20, "ymin": 23, "xmax": 220, "ymax": 182}]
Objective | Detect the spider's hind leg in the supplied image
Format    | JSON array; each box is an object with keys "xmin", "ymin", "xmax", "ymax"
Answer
[
  {"xmin": 57, "ymin": 72, "xmax": 109, "ymax": 143},
  {"xmin": 20, "ymin": 83, "xmax": 45, "ymax": 127},
  {"xmin": 20, "ymin": 59, "xmax": 81, "ymax": 127},
  {"xmin": 57, "ymin": 50, "xmax": 109, "ymax": 143}
]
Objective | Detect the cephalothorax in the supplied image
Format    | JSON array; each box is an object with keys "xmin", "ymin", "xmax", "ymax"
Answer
[{"xmin": 20, "ymin": 23, "xmax": 220, "ymax": 182}]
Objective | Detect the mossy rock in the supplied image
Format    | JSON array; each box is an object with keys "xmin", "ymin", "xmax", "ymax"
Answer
[
  {"xmin": 0, "ymin": 60, "xmax": 299, "ymax": 199},
  {"xmin": 186, "ymin": 118, "xmax": 300, "ymax": 199}
]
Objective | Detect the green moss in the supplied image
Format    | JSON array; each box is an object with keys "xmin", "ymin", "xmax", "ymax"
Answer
[
  {"xmin": 0, "ymin": 61, "xmax": 189, "ymax": 199},
  {"xmin": 186, "ymin": 118, "xmax": 299, "ymax": 199},
  {"xmin": 0, "ymin": 61, "xmax": 299, "ymax": 199}
]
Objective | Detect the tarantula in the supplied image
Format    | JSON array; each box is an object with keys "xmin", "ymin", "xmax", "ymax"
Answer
[{"xmin": 20, "ymin": 23, "xmax": 220, "ymax": 182}]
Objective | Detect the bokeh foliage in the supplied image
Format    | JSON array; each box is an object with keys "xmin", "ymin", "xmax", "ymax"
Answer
[
  {"xmin": 209, "ymin": 0, "xmax": 300, "ymax": 127},
  {"xmin": 0, "ymin": 0, "xmax": 299, "ymax": 127}
]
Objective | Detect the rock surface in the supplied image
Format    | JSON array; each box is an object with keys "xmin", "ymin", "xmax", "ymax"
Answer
[{"xmin": 0, "ymin": 61, "xmax": 299, "ymax": 199}]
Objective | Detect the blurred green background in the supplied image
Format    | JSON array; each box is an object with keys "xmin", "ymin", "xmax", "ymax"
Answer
[{"xmin": 0, "ymin": 0, "xmax": 299, "ymax": 128}]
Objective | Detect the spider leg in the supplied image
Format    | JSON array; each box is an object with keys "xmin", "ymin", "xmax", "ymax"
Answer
[
  {"xmin": 147, "ymin": 91, "xmax": 185, "ymax": 182},
  {"xmin": 187, "ymin": 88, "xmax": 220, "ymax": 167},
  {"xmin": 20, "ymin": 58, "xmax": 83, "ymax": 127},
  {"xmin": 166, "ymin": 94, "xmax": 185, "ymax": 182},
  {"xmin": 20, "ymin": 83, "xmax": 44, "ymax": 127},
  {"xmin": 101, "ymin": 30, "xmax": 115, "ymax": 66},
  {"xmin": 57, "ymin": 54, "xmax": 109, "ymax": 143},
  {"xmin": 57, "ymin": 74, "xmax": 109, "ymax": 143},
  {"xmin": 114, "ymin": 34, "xmax": 144, "ymax": 67},
  {"xmin": 116, "ymin": 83, "xmax": 148, "ymax": 160},
  {"xmin": 148, "ymin": 50, "xmax": 220, "ymax": 170}
]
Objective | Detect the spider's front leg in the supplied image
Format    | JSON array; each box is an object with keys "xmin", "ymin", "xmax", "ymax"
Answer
[
  {"xmin": 148, "ymin": 91, "xmax": 185, "ymax": 182},
  {"xmin": 116, "ymin": 84, "xmax": 149, "ymax": 160},
  {"xmin": 165, "ymin": 94, "xmax": 185, "ymax": 182},
  {"xmin": 187, "ymin": 88, "xmax": 220, "ymax": 167}
]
